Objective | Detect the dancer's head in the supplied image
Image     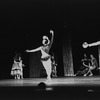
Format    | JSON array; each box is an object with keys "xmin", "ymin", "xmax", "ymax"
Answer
[
  {"xmin": 90, "ymin": 54, "xmax": 94, "ymax": 59},
  {"xmin": 84, "ymin": 53, "xmax": 87, "ymax": 58},
  {"xmin": 19, "ymin": 56, "xmax": 21, "ymax": 61},
  {"xmin": 14, "ymin": 52, "xmax": 21, "ymax": 62},
  {"xmin": 42, "ymin": 35, "xmax": 50, "ymax": 46}
]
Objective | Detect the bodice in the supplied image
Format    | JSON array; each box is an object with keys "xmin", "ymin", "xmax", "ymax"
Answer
[{"xmin": 41, "ymin": 46, "xmax": 50, "ymax": 58}]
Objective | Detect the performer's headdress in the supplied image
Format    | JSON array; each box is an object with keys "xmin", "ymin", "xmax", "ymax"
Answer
[{"xmin": 42, "ymin": 35, "xmax": 50, "ymax": 45}]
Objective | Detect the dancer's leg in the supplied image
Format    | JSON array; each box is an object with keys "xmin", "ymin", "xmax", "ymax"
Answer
[
  {"xmin": 15, "ymin": 75, "xmax": 16, "ymax": 79},
  {"xmin": 42, "ymin": 59, "xmax": 52, "ymax": 80}
]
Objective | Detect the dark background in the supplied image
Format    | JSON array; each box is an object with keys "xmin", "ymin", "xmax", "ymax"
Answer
[{"xmin": 0, "ymin": 0, "xmax": 100, "ymax": 79}]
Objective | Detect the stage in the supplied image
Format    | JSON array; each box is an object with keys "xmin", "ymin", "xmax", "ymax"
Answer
[
  {"xmin": 1, "ymin": 76, "xmax": 100, "ymax": 87},
  {"xmin": 0, "ymin": 77, "xmax": 100, "ymax": 100}
]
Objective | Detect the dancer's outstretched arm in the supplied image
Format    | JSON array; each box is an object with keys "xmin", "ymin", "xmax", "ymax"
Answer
[
  {"xmin": 83, "ymin": 41, "xmax": 100, "ymax": 48},
  {"xmin": 26, "ymin": 46, "xmax": 41, "ymax": 52},
  {"xmin": 88, "ymin": 41, "xmax": 100, "ymax": 47}
]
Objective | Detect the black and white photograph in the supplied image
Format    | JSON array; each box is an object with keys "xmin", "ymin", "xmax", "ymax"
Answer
[{"xmin": 0, "ymin": 0, "xmax": 100, "ymax": 100}]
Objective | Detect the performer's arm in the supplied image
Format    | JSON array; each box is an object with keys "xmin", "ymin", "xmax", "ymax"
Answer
[
  {"xmin": 22, "ymin": 64, "xmax": 25, "ymax": 67},
  {"xmin": 83, "ymin": 62, "xmax": 88, "ymax": 67},
  {"xmin": 88, "ymin": 41, "xmax": 100, "ymax": 47},
  {"xmin": 14, "ymin": 60, "xmax": 16, "ymax": 63},
  {"xmin": 49, "ymin": 30, "xmax": 54, "ymax": 49},
  {"xmin": 83, "ymin": 41, "xmax": 100, "ymax": 48},
  {"xmin": 26, "ymin": 47, "xmax": 41, "ymax": 52},
  {"xmin": 20, "ymin": 60, "xmax": 25, "ymax": 67}
]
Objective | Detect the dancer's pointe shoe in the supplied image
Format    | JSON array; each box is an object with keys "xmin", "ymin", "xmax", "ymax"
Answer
[
  {"xmin": 21, "ymin": 76, "xmax": 23, "ymax": 79},
  {"xmin": 46, "ymin": 77, "xmax": 52, "ymax": 82},
  {"xmin": 98, "ymin": 67, "xmax": 100, "ymax": 70},
  {"xmin": 84, "ymin": 74, "xmax": 87, "ymax": 76},
  {"xmin": 89, "ymin": 73, "xmax": 93, "ymax": 76}
]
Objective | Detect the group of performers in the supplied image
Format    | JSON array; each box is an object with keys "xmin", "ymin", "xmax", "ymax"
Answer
[
  {"xmin": 75, "ymin": 53, "xmax": 99, "ymax": 76},
  {"xmin": 75, "ymin": 41, "xmax": 100, "ymax": 76},
  {"xmin": 10, "ymin": 29, "xmax": 100, "ymax": 80},
  {"xmin": 11, "ymin": 30, "xmax": 57, "ymax": 80}
]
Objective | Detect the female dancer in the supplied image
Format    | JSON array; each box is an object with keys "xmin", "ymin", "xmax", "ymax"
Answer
[
  {"xmin": 51, "ymin": 53, "xmax": 57, "ymax": 77},
  {"xmin": 26, "ymin": 30, "xmax": 54, "ymax": 81},
  {"xmin": 11, "ymin": 53, "xmax": 25, "ymax": 79}
]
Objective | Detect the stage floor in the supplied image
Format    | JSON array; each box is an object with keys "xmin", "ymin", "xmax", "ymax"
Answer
[
  {"xmin": 0, "ymin": 76, "xmax": 100, "ymax": 87},
  {"xmin": 0, "ymin": 77, "xmax": 100, "ymax": 100}
]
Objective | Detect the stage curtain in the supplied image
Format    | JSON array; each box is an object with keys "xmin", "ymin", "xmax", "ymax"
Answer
[
  {"xmin": 62, "ymin": 33, "xmax": 74, "ymax": 76},
  {"xmin": 29, "ymin": 51, "xmax": 46, "ymax": 78}
]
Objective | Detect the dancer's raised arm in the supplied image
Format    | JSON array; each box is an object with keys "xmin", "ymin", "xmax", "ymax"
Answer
[
  {"xmin": 26, "ymin": 46, "xmax": 41, "ymax": 52},
  {"xmin": 49, "ymin": 30, "xmax": 54, "ymax": 49}
]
